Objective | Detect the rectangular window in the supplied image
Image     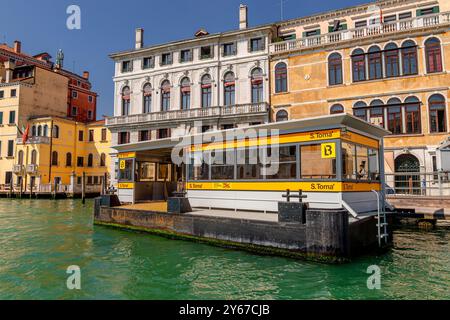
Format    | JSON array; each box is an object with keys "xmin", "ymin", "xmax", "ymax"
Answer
[
  {"xmin": 119, "ymin": 159, "xmax": 134, "ymax": 182},
  {"xmin": 161, "ymin": 53, "xmax": 173, "ymax": 66},
  {"xmin": 189, "ymin": 152, "xmax": 210, "ymax": 181},
  {"xmin": 368, "ymin": 149, "xmax": 380, "ymax": 181},
  {"xmin": 417, "ymin": 6, "xmax": 439, "ymax": 16},
  {"xmin": 9, "ymin": 111, "xmax": 15, "ymax": 124},
  {"xmin": 71, "ymin": 106, "xmax": 77, "ymax": 116},
  {"xmin": 0, "ymin": 91, "xmax": 4, "ymax": 98},
  {"xmin": 122, "ymin": 60, "xmax": 133, "ymax": 72},
  {"xmin": 264, "ymin": 146, "xmax": 298, "ymax": 180},
  {"xmin": 77, "ymin": 157, "xmax": 84, "ymax": 167},
  {"xmin": 280, "ymin": 34, "xmax": 296, "ymax": 41},
  {"xmin": 250, "ymin": 38, "xmax": 264, "ymax": 52},
  {"xmin": 101, "ymin": 128, "xmax": 107, "ymax": 141},
  {"xmin": 201, "ymin": 126, "xmax": 211, "ymax": 133},
  {"xmin": 210, "ymin": 150, "xmax": 235, "ymax": 180},
  {"xmin": 7, "ymin": 140, "xmax": 14, "ymax": 157},
  {"xmin": 158, "ymin": 129, "xmax": 170, "ymax": 139},
  {"xmin": 143, "ymin": 57, "xmax": 154, "ymax": 69},
  {"xmin": 118, "ymin": 132, "xmax": 130, "ymax": 145},
  {"xmin": 88, "ymin": 130, "xmax": 94, "ymax": 142},
  {"xmin": 88, "ymin": 110, "xmax": 93, "ymax": 120},
  {"xmin": 356, "ymin": 146, "xmax": 369, "ymax": 180},
  {"xmin": 405, "ymin": 104, "xmax": 421, "ymax": 134},
  {"xmin": 139, "ymin": 130, "xmax": 150, "ymax": 142},
  {"xmin": 384, "ymin": 15, "xmax": 397, "ymax": 23},
  {"xmin": 200, "ymin": 46, "xmax": 213, "ymax": 59},
  {"xmin": 342, "ymin": 142, "xmax": 356, "ymax": 180},
  {"xmin": 222, "ymin": 43, "xmax": 237, "ymax": 57},
  {"xmin": 399, "ymin": 12, "xmax": 412, "ymax": 20},
  {"xmin": 88, "ymin": 96, "xmax": 93, "ymax": 103},
  {"xmin": 72, "ymin": 91, "xmax": 78, "ymax": 99},
  {"xmin": 301, "ymin": 144, "xmax": 336, "ymax": 179},
  {"xmin": 388, "ymin": 106, "xmax": 403, "ymax": 134},
  {"xmin": 355, "ymin": 20, "xmax": 367, "ymax": 28},
  {"xmin": 180, "ymin": 49, "xmax": 192, "ymax": 63},
  {"xmin": 11, "ymin": 89, "xmax": 17, "ymax": 97},
  {"xmin": 304, "ymin": 29, "xmax": 320, "ymax": 37},
  {"xmin": 352, "ymin": 54, "xmax": 366, "ymax": 82},
  {"xmin": 0, "ymin": 111, "xmax": 3, "ymax": 124},
  {"xmin": 5, "ymin": 172, "xmax": 13, "ymax": 185},
  {"xmin": 237, "ymin": 148, "xmax": 263, "ymax": 180},
  {"xmin": 78, "ymin": 130, "xmax": 84, "ymax": 141}
]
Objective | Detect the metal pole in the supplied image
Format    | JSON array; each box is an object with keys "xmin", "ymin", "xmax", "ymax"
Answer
[{"xmin": 82, "ymin": 172, "xmax": 86, "ymax": 204}]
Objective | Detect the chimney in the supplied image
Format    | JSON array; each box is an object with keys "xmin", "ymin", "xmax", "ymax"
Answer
[
  {"xmin": 14, "ymin": 40, "xmax": 21, "ymax": 54},
  {"xmin": 239, "ymin": 4, "xmax": 248, "ymax": 30},
  {"xmin": 135, "ymin": 28, "xmax": 144, "ymax": 49},
  {"xmin": 82, "ymin": 71, "xmax": 90, "ymax": 80},
  {"xmin": 5, "ymin": 60, "xmax": 15, "ymax": 83}
]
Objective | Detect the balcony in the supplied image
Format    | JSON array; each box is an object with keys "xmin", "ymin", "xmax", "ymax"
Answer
[
  {"xmin": 12, "ymin": 165, "xmax": 24, "ymax": 175},
  {"xmin": 16, "ymin": 136, "xmax": 50, "ymax": 145},
  {"xmin": 26, "ymin": 164, "xmax": 39, "ymax": 174},
  {"xmin": 270, "ymin": 12, "xmax": 450, "ymax": 55},
  {"xmin": 106, "ymin": 102, "xmax": 270, "ymax": 127}
]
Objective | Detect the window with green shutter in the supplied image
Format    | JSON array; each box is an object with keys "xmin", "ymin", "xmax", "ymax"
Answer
[
  {"xmin": 328, "ymin": 24, "xmax": 347, "ymax": 33},
  {"xmin": 0, "ymin": 112, "xmax": 3, "ymax": 125},
  {"xmin": 417, "ymin": 6, "xmax": 439, "ymax": 16}
]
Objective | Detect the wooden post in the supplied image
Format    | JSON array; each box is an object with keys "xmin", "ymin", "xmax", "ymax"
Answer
[
  {"xmin": 8, "ymin": 179, "xmax": 13, "ymax": 198},
  {"xmin": 52, "ymin": 179, "xmax": 57, "ymax": 200},
  {"xmin": 30, "ymin": 177, "xmax": 34, "ymax": 199},
  {"xmin": 82, "ymin": 172, "xmax": 86, "ymax": 204},
  {"xmin": 19, "ymin": 177, "xmax": 23, "ymax": 199}
]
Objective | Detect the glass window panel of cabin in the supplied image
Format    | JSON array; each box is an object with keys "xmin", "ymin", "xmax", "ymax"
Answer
[
  {"xmin": 368, "ymin": 149, "xmax": 380, "ymax": 181},
  {"xmin": 265, "ymin": 145, "xmax": 298, "ymax": 180},
  {"xmin": 210, "ymin": 149, "xmax": 235, "ymax": 180},
  {"xmin": 342, "ymin": 142, "xmax": 356, "ymax": 180},
  {"xmin": 356, "ymin": 146, "xmax": 369, "ymax": 180},
  {"xmin": 237, "ymin": 147, "xmax": 262, "ymax": 180},
  {"xmin": 119, "ymin": 159, "xmax": 134, "ymax": 182},
  {"xmin": 301, "ymin": 144, "xmax": 335, "ymax": 179}
]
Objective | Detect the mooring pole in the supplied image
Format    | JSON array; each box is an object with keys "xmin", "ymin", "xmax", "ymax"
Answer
[{"xmin": 82, "ymin": 172, "xmax": 86, "ymax": 204}]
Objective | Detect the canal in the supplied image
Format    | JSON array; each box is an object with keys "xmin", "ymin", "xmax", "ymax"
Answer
[{"xmin": 0, "ymin": 199, "xmax": 449, "ymax": 300}]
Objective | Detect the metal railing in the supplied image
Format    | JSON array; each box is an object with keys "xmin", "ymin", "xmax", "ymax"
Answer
[
  {"xmin": 106, "ymin": 102, "xmax": 269, "ymax": 127},
  {"xmin": 270, "ymin": 12, "xmax": 450, "ymax": 54},
  {"xmin": 385, "ymin": 171, "xmax": 450, "ymax": 197},
  {"xmin": 16, "ymin": 136, "xmax": 50, "ymax": 145}
]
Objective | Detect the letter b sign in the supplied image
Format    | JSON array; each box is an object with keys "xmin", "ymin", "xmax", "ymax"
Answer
[{"xmin": 321, "ymin": 143, "xmax": 336, "ymax": 159}]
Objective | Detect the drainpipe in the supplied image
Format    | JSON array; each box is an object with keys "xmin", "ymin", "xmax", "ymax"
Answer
[{"xmin": 48, "ymin": 120, "xmax": 54, "ymax": 184}]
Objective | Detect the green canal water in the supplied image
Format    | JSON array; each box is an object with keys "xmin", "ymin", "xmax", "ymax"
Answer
[{"xmin": 0, "ymin": 199, "xmax": 449, "ymax": 300}]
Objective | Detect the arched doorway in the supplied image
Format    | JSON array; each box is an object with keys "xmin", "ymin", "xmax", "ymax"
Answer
[{"xmin": 395, "ymin": 154, "xmax": 420, "ymax": 195}]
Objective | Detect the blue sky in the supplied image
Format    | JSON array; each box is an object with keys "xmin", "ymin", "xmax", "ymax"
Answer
[{"xmin": 0, "ymin": 0, "xmax": 369, "ymax": 118}]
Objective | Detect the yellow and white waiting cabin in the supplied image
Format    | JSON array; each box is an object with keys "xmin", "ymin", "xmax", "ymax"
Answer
[{"xmin": 113, "ymin": 114, "xmax": 389, "ymax": 216}]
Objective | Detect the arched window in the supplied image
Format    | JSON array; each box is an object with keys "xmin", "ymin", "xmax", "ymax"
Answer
[
  {"xmin": 43, "ymin": 125, "xmax": 48, "ymax": 137},
  {"xmin": 276, "ymin": 110, "xmax": 288, "ymax": 122},
  {"xmin": 143, "ymin": 84, "xmax": 152, "ymax": 114},
  {"xmin": 429, "ymin": 94, "xmax": 446, "ymax": 133},
  {"xmin": 387, "ymin": 98, "xmax": 402, "ymax": 134},
  {"xmin": 51, "ymin": 151, "xmax": 58, "ymax": 166},
  {"xmin": 223, "ymin": 72, "xmax": 235, "ymax": 106},
  {"xmin": 18, "ymin": 151, "xmax": 24, "ymax": 165},
  {"xmin": 31, "ymin": 150, "xmax": 37, "ymax": 165},
  {"xmin": 87, "ymin": 154, "xmax": 94, "ymax": 167},
  {"xmin": 251, "ymin": 68, "xmax": 264, "ymax": 103},
  {"xmin": 330, "ymin": 104, "xmax": 344, "ymax": 114},
  {"xmin": 328, "ymin": 53, "xmax": 343, "ymax": 86},
  {"xmin": 37, "ymin": 125, "xmax": 42, "ymax": 137},
  {"xmin": 405, "ymin": 96, "xmax": 421, "ymax": 134},
  {"xmin": 425, "ymin": 38, "xmax": 443, "ymax": 74},
  {"xmin": 31, "ymin": 126, "xmax": 36, "ymax": 137},
  {"xmin": 161, "ymin": 80, "xmax": 171, "ymax": 111},
  {"xmin": 121, "ymin": 86, "xmax": 131, "ymax": 116},
  {"xmin": 368, "ymin": 46, "xmax": 382, "ymax": 80},
  {"xmin": 66, "ymin": 152, "xmax": 72, "ymax": 167},
  {"xmin": 180, "ymin": 77, "xmax": 191, "ymax": 110},
  {"xmin": 353, "ymin": 101, "xmax": 368, "ymax": 121},
  {"xmin": 369, "ymin": 100, "xmax": 384, "ymax": 127},
  {"xmin": 274, "ymin": 62, "xmax": 288, "ymax": 93},
  {"xmin": 201, "ymin": 74, "xmax": 212, "ymax": 108},
  {"xmin": 352, "ymin": 49, "xmax": 366, "ymax": 82},
  {"xmin": 52, "ymin": 125, "xmax": 59, "ymax": 138},
  {"xmin": 385, "ymin": 43, "xmax": 399, "ymax": 78},
  {"xmin": 402, "ymin": 40, "xmax": 418, "ymax": 75},
  {"xmin": 100, "ymin": 153, "xmax": 106, "ymax": 167}
]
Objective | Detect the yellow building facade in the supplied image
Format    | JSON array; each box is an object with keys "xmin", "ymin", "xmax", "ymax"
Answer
[
  {"xmin": 270, "ymin": 0, "xmax": 450, "ymax": 193},
  {"xmin": 11, "ymin": 117, "xmax": 111, "ymax": 195}
]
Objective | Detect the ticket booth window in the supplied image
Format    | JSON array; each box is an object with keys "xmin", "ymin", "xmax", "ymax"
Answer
[{"xmin": 119, "ymin": 159, "xmax": 134, "ymax": 182}]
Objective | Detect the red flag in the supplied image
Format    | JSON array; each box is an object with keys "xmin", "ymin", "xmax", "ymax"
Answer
[{"xmin": 22, "ymin": 124, "xmax": 30, "ymax": 144}]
